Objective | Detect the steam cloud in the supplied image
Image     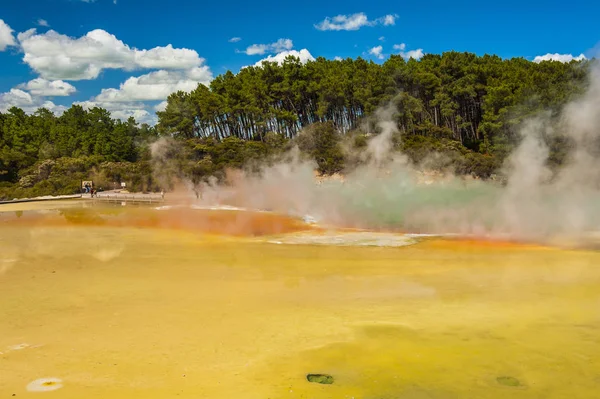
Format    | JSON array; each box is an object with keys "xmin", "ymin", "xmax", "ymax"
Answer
[{"xmin": 156, "ymin": 61, "xmax": 600, "ymax": 245}]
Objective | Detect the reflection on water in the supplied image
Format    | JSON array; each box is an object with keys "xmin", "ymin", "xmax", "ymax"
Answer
[{"xmin": 1, "ymin": 202, "xmax": 599, "ymax": 398}]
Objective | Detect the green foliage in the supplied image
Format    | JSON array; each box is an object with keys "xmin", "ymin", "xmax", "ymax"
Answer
[
  {"xmin": 0, "ymin": 106, "xmax": 158, "ymax": 199},
  {"xmin": 0, "ymin": 52, "xmax": 591, "ymax": 199},
  {"xmin": 295, "ymin": 122, "xmax": 345, "ymax": 174},
  {"xmin": 184, "ymin": 135, "xmax": 283, "ymax": 182},
  {"xmin": 156, "ymin": 53, "xmax": 587, "ymax": 151}
]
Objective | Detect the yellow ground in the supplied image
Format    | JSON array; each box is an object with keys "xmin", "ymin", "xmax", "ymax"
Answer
[{"xmin": 1, "ymin": 203, "xmax": 599, "ymax": 398}]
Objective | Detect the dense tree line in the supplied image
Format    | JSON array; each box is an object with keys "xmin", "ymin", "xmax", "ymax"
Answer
[
  {"xmin": 0, "ymin": 105, "xmax": 158, "ymax": 198},
  {"xmin": 0, "ymin": 51, "xmax": 591, "ymax": 200},
  {"xmin": 157, "ymin": 51, "xmax": 588, "ymax": 151}
]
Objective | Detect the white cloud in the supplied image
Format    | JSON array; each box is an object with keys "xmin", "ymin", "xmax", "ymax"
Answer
[
  {"xmin": 72, "ymin": 63, "xmax": 213, "ymax": 124},
  {"xmin": 0, "ymin": 19, "xmax": 17, "ymax": 51},
  {"xmin": 334, "ymin": 56, "xmax": 343, "ymax": 61},
  {"xmin": 229, "ymin": 37, "xmax": 241, "ymax": 43},
  {"xmin": 533, "ymin": 53, "xmax": 587, "ymax": 63},
  {"xmin": 186, "ymin": 66, "xmax": 213, "ymax": 82},
  {"xmin": 393, "ymin": 43, "xmax": 424, "ymax": 60},
  {"xmin": 74, "ymin": 100, "xmax": 153, "ymax": 124},
  {"xmin": 37, "ymin": 19, "xmax": 50, "ymax": 27},
  {"xmin": 154, "ymin": 100, "xmax": 168, "ymax": 112},
  {"xmin": 315, "ymin": 13, "xmax": 370, "ymax": 31},
  {"xmin": 252, "ymin": 49, "xmax": 314, "ymax": 67},
  {"xmin": 93, "ymin": 67, "xmax": 212, "ymax": 102},
  {"xmin": 378, "ymin": 36, "xmax": 385, "ymax": 41},
  {"xmin": 113, "ymin": 109, "xmax": 152, "ymax": 123},
  {"xmin": 133, "ymin": 44, "xmax": 201, "ymax": 70},
  {"xmin": 314, "ymin": 13, "xmax": 398, "ymax": 31},
  {"xmin": 244, "ymin": 38, "xmax": 293, "ymax": 55},
  {"xmin": 74, "ymin": 100, "xmax": 145, "ymax": 112},
  {"xmin": 244, "ymin": 44, "xmax": 267, "ymax": 55},
  {"xmin": 71, "ymin": 62, "xmax": 213, "ymax": 125},
  {"xmin": 0, "ymin": 88, "xmax": 66, "ymax": 114},
  {"xmin": 18, "ymin": 28, "xmax": 206, "ymax": 80},
  {"xmin": 0, "ymin": 89, "xmax": 32, "ymax": 109},
  {"xmin": 369, "ymin": 45, "xmax": 384, "ymax": 60},
  {"xmin": 18, "ymin": 78, "xmax": 76, "ymax": 96},
  {"xmin": 402, "ymin": 49, "xmax": 424, "ymax": 60},
  {"xmin": 381, "ymin": 14, "xmax": 397, "ymax": 26}
]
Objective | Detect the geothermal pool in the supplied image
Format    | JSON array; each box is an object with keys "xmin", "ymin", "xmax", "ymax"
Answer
[{"xmin": 1, "ymin": 202, "xmax": 600, "ymax": 398}]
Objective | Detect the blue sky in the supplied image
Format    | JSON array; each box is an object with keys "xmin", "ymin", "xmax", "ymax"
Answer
[{"xmin": 0, "ymin": 0, "xmax": 598, "ymax": 124}]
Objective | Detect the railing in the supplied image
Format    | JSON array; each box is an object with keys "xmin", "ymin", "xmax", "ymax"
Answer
[
  {"xmin": 0, "ymin": 194, "xmax": 83, "ymax": 204},
  {"xmin": 92, "ymin": 193, "xmax": 165, "ymax": 203}
]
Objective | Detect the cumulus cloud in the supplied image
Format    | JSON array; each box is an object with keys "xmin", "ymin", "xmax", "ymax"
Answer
[
  {"xmin": 245, "ymin": 44, "xmax": 267, "ymax": 55},
  {"xmin": 244, "ymin": 38, "xmax": 293, "ymax": 55},
  {"xmin": 369, "ymin": 45, "xmax": 384, "ymax": 60},
  {"xmin": 334, "ymin": 56, "xmax": 343, "ymax": 61},
  {"xmin": 36, "ymin": 19, "xmax": 50, "ymax": 27},
  {"xmin": 74, "ymin": 100, "xmax": 153, "ymax": 124},
  {"xmin": 71, "ymin": 61, "xmax": 213, "ymax": 125},
  {"xmin": 393, "ymin": 43, "xmax": 424, "ymax": 60},
  {"xmin": 402, "ymin": 49, "xmax": 424, "ymax": 60},
  {"xmin": 112, "ymin": 109, "xmax": 153, "ymax": 124},
  {"xmin": 18, "ymin": 78, "xmax": 76, "ymax": 96},
  {"xmin": 70, "ymin": 59, "xmax": 212, "ymax": 125},
  {"xmin": 93, "ymin": 67, "xmax": 212, "ymax": 102},
  {"xmin": 113, "ymin": 110, "xmax": 152, "ymax": 123},
  {"xmin": 133, "ymin": 44, "xmax": 201, "ymax": 69},
  {"xmin": 314, "ymin": 12, "xmax": 398, "ymax": 31},
  {"xmin": 229, "ymin": 37, "xmax": 241, "ymax": 43},
  {"xmin": 0, "ymin": 89, "xmax": 32, "ymax": 110},
  {"xmin": 252, "ymin": 49, "xmax": 314, "ymax": 67},
  {"xmin": 74, "ymin": 100, "xmax": 145, "ymax": 112},
  {"xmin": 0, "ymin": 89, "xmax": 66, "ymax": 114},
  {"xmin": 315, "ymin": 13, "xmax": 370, "ymax": 31},
  {"xmin": 533, "ymin": 53, "xmax": 587, "ymax": 63},
  {"xmin": 18, "ymin": 28, "xmax": 206, "ymax": 80},
  {"xmin": 378, "ymin": 36, "xmax": 385, "ymax": 41},
  {"xmin": 154, "ymin": 100, "xmax": 168, "ymax": 112},
  {"xmin": 0, "ymin": 19, "xmax": 17, "ymax": 51},
  {"xmin": 185, "ymin": 66, "xmax": 213, "ymax": 82},
  {"xmin": 381, "ymin": 14, "xmax": 397, "ymax": 26}
]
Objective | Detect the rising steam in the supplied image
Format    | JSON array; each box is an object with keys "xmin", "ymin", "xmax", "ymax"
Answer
[{"xmin": 156, "ymin": 61, "xmax": 600, "ymax": 244}]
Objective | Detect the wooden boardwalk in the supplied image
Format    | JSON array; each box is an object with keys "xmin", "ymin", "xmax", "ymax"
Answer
[
  {"xmin": 0, "ymin": 194, "xmax": 82, "ymax": 204},
  {"xmin": 0, "ymin": 192, "xmax": 165, "ymax": 205},
  {"xmin": 91, "ymin": 193, "xmax": 165, "ymax": 204}
]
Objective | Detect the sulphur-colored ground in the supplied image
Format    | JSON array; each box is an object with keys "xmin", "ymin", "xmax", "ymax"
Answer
[{"xmin": 1, "ymin": 204, "xmax": 600, "ymax": 398}]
